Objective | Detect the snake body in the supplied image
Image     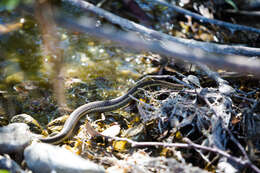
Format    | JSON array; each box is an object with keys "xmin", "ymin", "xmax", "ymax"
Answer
[{"xmin": 40, "ymin": 80, "xmax": 181, "ymax": 144}]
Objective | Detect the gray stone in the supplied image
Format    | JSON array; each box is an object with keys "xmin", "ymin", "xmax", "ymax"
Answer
[
  {"xmin": 0, "ymin": 123, "xmax": 32, "ymax": 154},
  {"xmin": 11, "ymin": 114, "xmax": 43, "ymax": 134},
  {"xmin": 0, "ymin": 154, "xmax": 25, "ymax": 173},
  {"xmin": 24, "ymin": 143, "xmax": 105, "ymax": 173}
]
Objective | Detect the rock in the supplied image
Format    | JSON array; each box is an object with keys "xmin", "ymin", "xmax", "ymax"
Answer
[
  {"xmin": 24, "ymin": 143, "xmax": 105, "ymax": 173},
  {"xmin": 0, "ymin": 123, "xmax": 32, "ymax": 154},
  {"xmin": 46, "ymin": 115, "xmax": 69, "ymax": 134},
  {"xmin": 101, "ymin": 124, "xmax": 121, "ymax": 137},
  {"xmin": 219, "ymin": 84, "xmax": 235, "ymax": 95},
  {"xmin": 11, "ymin": 114, "xmax": 43, "ymax": 134},
  {"xmin": 183, "ymin": 75, "xmax": 201, "ymax": 88},
  {"xmin": 0, "ymin": 154, "xmax": 25, "ymax": 173}
]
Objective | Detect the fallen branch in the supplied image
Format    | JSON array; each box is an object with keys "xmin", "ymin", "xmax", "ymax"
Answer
[
  {"xmin": 224, "ymin": 9, "xmax": 260, "ymax": 17},
  {"xmin": 63, "ymin": 0, "xmax": 260, "ymax": 57},
  {"xmin": 57, "ymin": 16, "xmax": 260, "ymax": 76}
]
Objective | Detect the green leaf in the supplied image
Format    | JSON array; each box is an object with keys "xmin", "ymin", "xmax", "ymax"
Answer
[
  {"xmin": 225, "ymin": 0, "xmax": 238, "ymax": 11},
  {"xmin": 0, "ymin": 169, "xmax": 10, "ymax": 173},
  {"xmin": 0, "ymin": 0, "xmax": 21, "ymax": 11}
]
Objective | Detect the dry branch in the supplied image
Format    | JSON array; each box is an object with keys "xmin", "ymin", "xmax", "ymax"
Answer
[
  {"xmin": 64, "ymin": 0, "xmax": 260, "ymax": 57},
  {"xmin": 57, "ymin": 17, "xmax": 260, "ymax": 76}
]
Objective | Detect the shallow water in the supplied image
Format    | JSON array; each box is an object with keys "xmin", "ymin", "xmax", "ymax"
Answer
[{"xmin": 0, "ymin": 9, "xmax": 153, "ymax": 125}]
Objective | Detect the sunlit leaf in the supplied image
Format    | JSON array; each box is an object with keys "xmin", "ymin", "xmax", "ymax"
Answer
[
  {"xmin": 0, "ymin": 169, "xmax": 9, "ymax": 173},
  {"xmin": 0, "ymin": 0, "xmax": 20, "ymax": 11},
  {"xmin": 0, "ymin": 0, "xmax": 34, "ymax": 11},
  {"xmin": 225, "ymin": 0, "xmax": 238, "ymax": 10},
  {"xmin": 113, "ymin": 140, "xmax": 128, "ymax": 152}
]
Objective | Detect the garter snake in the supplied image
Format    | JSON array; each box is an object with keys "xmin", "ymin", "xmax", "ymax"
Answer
[{"xmin": 40, "ymin": 79, "xmax": 182, "ymax": 144}]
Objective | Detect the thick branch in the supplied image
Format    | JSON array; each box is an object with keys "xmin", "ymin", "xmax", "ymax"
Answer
[
  {"xmin": 64, "ymin": 0, "xmax": 260, "ymax": 57},
  {"xmin": 57, "ymin": 17, "xmax": 260, "ymax": 77}
]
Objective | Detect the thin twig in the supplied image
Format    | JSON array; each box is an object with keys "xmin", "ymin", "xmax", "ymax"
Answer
[
  {"xmin": 224, "ymin": 9, "xmax": 260, "ymax": 17},
  {"xmin": 140, "ymin": 75, "xmax": 194, "ymax": 89},
  {"xmin": 196, "ymin": 63, "xmax": 228, "ymax": 85},
  {"xmin": 109, "ymin": 135, "xmax": 259, "ymax": 172},
  {"xmin": 152, "ymin": 0, "xmax": 260, "ymax": 34},
  {"xmin": 226, "ymin": 128, "xmax": 250, "ymax": 161},
  {"xmin": 85, "ymin": 120, "xmax": 260, "ymax": 172}
]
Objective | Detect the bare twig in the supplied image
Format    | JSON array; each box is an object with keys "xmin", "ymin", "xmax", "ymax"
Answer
[
  {"xmin": 183, "ymin": 138, "xmax": 259, "ymax": 173},
  {"xmin": 226, "ymin": 128, "xmax": 250, "ymax": 161},
  {"xmin": 196, "ymin": 63, "xmax": 229, "ymax": 86},
  {"xmin": 224, "ymin": 9, "xmax": 260, "ymax": 17},
  {"xmin": 63, "ymin": 0, "xmax": 260, "ymax": 57},
  {"xmin": 86, "ymin": 121, "xmax": 260, "ymax": 173},
  {"xmin": 140, "ymin": 75, "xmax": 194, "ymax": 89},
  {"xmin": 84, "ymin": 111, "xmax": 260, "ymax": 172},
  {"xmin": 126, "ymin": 136, "xmax": 259, "ymax": 172},
  {"xmin": 152, "ymin": 0, "xmax": 260, "ymax": 34},
  {"xmin": 197, "ymin": 82, "xmax": 258, "ymax": 172}
]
